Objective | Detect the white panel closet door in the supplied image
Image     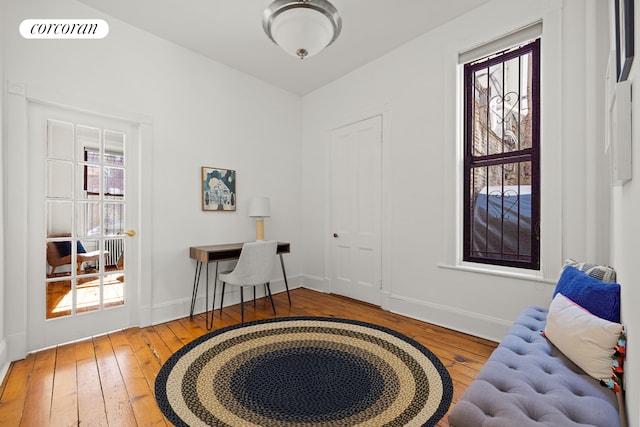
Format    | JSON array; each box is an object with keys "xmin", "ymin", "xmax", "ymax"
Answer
[{"xmin": 329, "ymin": 115, "xmax": 382, "ymax": 306}]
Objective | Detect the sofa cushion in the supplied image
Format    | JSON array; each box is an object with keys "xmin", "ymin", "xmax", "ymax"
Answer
[
  {"xmin": 553, "ymin": 266, "xmax": 620, "ymax": 323},
  {"xmin": 545, "ymin": 293, "xmax": 623, "ymax": 381}
]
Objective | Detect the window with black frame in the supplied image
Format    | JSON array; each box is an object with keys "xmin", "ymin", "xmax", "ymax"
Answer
[
  {"xmin": 463, "ymin": 38, "xmax": 540, "ymax": 270},
  {"xmin": 83, "ymin": 148, "xmax": 125, "ymax": 238},
  {"xmin": 84, "ymin": 149, "xmax": 124, "ymax": 196}
]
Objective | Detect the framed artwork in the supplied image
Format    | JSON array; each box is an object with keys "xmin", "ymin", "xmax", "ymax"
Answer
[
  {"xmin": 201, "ymin": 167, "xmax": 236, "ymax": 211},
  {"xmin": 615, "ymin": 0, "xmax": 634, "ymax": 82}
]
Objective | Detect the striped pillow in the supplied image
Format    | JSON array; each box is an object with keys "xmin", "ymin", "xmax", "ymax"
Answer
[{"xmin": 562, "ymin": 258, "xmax": 617, "ymax": 283}]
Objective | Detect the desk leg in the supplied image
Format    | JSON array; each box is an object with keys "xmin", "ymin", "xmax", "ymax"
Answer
[
  {"xmin": 279, "ymin": 253, "xmax": 291, "ymax": 305},
  {"xmin": 190, "ymin": 261, "xmax": 203, "ymax": 317},
  {"xmin": 205, "ymin": 262, "xmax": 219, "ymax": 330}
]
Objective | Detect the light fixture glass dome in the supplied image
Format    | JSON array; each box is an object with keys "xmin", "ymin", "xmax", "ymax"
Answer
[{"xmin": 263, "ymin": 0, "xmax": 342, "ymax": 60}]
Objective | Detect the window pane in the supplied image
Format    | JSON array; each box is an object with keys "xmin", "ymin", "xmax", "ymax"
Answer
[
  {"xmin": 104, "ymin": 237, "xmax": 125, "ymax": 308},
  {"xmin": 486, "ymin": 62, "xmax": 504, "ymax": 156},
  {"xmin": 104, "ymin": 130, "xmax": 125, "ymax": 166},
  {"xmin": 81, "ymin": 164, "xmax": 100, "ymax": 196},
  {"xmin": 46, "ymin": 238, "xmax": 73, "ymax": 279},
  {"xmin": 104, "ymin": 203, "xmax": 124, "ymax": 236},
  {"xmin": 519, "ymin": 53, "xmax": 533, "ymax": 150},
  {"xmin": 105, "ymin": 238, "xmax": 124, "ymax": 268},
  {"xmin": 76, "ymin": 236, "xmax": 102, "ymax": 313},
  {"xmin": 77, "ymin": 202, "xmax": 101, "ymax": 237},
  {"xmin": 77, "ymin": 238, "xmax": 101, "ymax": 275},
  {"xmin": 104, "ymin": 167, "xmax": 124, "ymax": 197},
  {"xmin": 471, "ymin": 52, "xmax": 533, "ymax": 157},
  {"xmin": 47, "ymin": 201, "xmax": 72, "ymax": 235},
  {"xmin": 77, "ymin": 126, "xmax": 100, "ymax": 164},
  {"xmin": 472, "ymin": 67, "xmax": 490, "ymax": 157},
  {"xmin": 47, "ymin": 278, "xmax": 72, "ymax": 318},
  {"xmin": 76, "ymin": 274, "xmax": 101, "ymax": 314},
  {"xmin": 47, "ymin": 120, "xmax": 74, "ymax": 161},
  {"xmin": 47, "ymin": 160, "xmax": 73, "ymax": 199},
  {"xmin": 497, "ymin": 53, "xmax": 532, "ymax": 151},
  {"xmin": 470, "ymin": 162, "xmax": 532, "ymax": 263}
]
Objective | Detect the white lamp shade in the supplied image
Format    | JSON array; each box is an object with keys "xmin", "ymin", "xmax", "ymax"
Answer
[
  {"xmin": 270, "ymin": 8, "xmax": 335, "ymax": 59},
  {"xmin": 248, "ymin": 197, "xmax": 271, "ymax": 218}
]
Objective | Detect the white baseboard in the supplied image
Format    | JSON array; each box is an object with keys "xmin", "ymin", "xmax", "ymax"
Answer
[
  {"xmin": 386, "ymin": 293, "xmax": 510, "ymax": 343},
  {"xmin": 296, "ymin": 279, "xmax": 506, "ymax": 341},
  {"xmin": 6, "ymin": 332, "xmax": 27, "ymax": 362},
  {"xmin": 381, "ymin": 290, "xmax": 392, "ymax": 309},
  {"xmin": 150, "ymin": 275, "xmax": 303, "ymax": 326},
  {"xmin": 137, "ymin": 305, "xmax": 152, "ymax": 328},
  {"xmin": 148, "ymin": 275, "xmax": 510, "ymax": 342},
  {"xmin": 301, "ymin": 274, "xmax": 330, "ymax": 293},
  {"xmin": 0, "ymin": 339, "xmax": 9, "ymax": 385}
]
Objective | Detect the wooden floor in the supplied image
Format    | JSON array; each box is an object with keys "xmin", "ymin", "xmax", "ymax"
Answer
[{"xmin": 0, "ymin": 288, "xmax": 497, "ymax": 426}]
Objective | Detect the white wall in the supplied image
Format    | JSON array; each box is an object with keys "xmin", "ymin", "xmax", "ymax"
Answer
[
  {"xmin": 610, "ymin": 0, "xmax": 640, "ymax": 424},
  {"xmin": 304, "ymin": 0, "xmax": 561, "ymax": 338},
  {"xmin": 0, "ymin": 0, "xmax": 8, "ymax": 381},
  {"xmin": 303, "ymin": 0, "xmax": 635, "ymax": 422},
  {"xmin": 3, "ymin": 0, "xmax": 302, "ymax": 358}
]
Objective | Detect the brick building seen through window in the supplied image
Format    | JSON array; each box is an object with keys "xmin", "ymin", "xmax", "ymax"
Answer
[{"xmin": 84, "ymin": 149, "xmax": 125, "ymax": 236}]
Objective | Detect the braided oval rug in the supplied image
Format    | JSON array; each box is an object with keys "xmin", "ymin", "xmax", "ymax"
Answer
[{"xmin": 155, "ymin": 317, "xmax": 453, "ymax": 427}]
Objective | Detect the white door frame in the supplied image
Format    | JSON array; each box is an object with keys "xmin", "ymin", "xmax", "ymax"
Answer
[
  {"xmin": 5, "ymin": 82, "xmax": 153, "ymax": 359},
  {"xmin": 324, "ymin": 105, "xmax": 392, "ymax": 309}
]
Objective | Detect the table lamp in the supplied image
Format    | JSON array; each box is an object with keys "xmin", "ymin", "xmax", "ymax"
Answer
[{"xmin": 248, "ymin": 196, "xmax": 271, "ymax": 241}]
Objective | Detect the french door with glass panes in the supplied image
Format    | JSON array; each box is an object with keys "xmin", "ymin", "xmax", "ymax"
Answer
[{"xmin": 28, "ymin": 103, "xmax": 138, "ymax": 350}]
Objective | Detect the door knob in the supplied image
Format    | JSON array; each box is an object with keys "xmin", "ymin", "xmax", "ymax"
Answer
[
  {"xmin": 118, "ymin": 230, "xmax": 136, "ymax": 237},
  {"xmin": 333, "ymin": 233, "xmax": 339, "ymax": 238}
]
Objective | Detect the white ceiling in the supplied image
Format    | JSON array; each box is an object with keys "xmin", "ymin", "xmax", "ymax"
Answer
[{"xmin": 75, "ymin": 0, "xmax": 491, "ymax": 95}]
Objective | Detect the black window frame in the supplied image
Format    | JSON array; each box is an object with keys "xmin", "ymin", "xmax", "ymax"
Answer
[
  {"xmin": 83, "ymin": 148, "xmax": 125, "ymax": 197},
  {"xmin": 463, "ymin": 38, "xmax": 541, "ymax": 270}
]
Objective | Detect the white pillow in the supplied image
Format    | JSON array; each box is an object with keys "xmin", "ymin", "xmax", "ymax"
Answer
[{"xmin": 545, "ymin": 293, "xmax": 623, "ymax": 381}]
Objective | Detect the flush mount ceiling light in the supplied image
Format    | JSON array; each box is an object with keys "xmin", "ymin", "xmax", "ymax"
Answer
[{"xmin": 263, "ymin": 0, "xmax": 342, "ymax": 60}]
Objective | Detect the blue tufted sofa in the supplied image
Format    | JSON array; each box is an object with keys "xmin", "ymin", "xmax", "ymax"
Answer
[{"xmin": 448, "ymin": 306, "xmax": 622, "ymax": 427}]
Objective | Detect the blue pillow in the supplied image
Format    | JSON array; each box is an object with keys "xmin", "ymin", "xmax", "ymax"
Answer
[
  {"xmin": 553, "ymin": 266, "xmax": 620, "ymax": 323},
  {"xmin": 54, "ymin": 240, "xmax": 87, "ymax": 257}
]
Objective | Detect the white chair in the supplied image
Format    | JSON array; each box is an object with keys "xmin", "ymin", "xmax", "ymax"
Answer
[{"xmin": 217, "ymin": 240, "xmax": 278, "ymax": 324}]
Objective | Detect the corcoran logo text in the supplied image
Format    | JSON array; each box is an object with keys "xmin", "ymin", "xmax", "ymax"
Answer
[{"xmin": 20, "ymin": 19, "xmax": 109, "ymax": 39}]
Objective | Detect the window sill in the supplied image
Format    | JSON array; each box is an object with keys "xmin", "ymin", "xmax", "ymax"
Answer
[{"xmin": 437, "ymin": 262, "xmax": 556, "ymax": 285}]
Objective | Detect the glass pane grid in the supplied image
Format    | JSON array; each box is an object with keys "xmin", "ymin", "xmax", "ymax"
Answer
[{"xmin": 45, "ymin": 120, "xmax": 126, "ymax": 319}]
